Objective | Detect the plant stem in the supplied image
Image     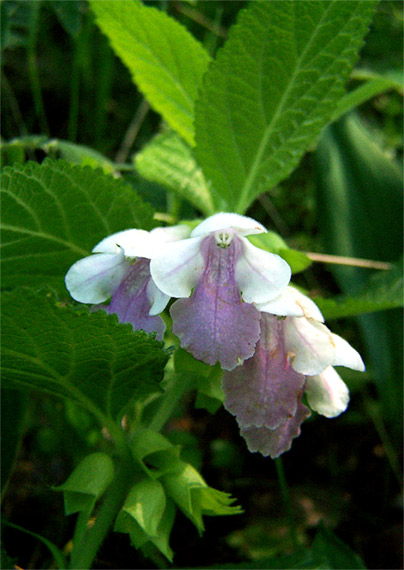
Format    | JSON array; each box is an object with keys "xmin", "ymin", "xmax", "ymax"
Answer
[
  {"xmin": 275, "ymin": 456, "xmax": 299, "ymax": 550},
  {"xmin": 27, "ymin": 2, "xmax": 49, "ymax": 136},
  {"xmin": 69, "ymin": 446, "xmax": 134, "ymax": 570},
  {"xmin": 149, "ymin": 373, "xmax": 195, "ymax": 432}
]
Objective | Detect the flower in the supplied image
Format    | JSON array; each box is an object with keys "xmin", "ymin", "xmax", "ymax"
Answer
[
  {"xmin": 65, "ymin": 225, "xmax": 190, "ymax": 340},
  {"xmin": 150, "ymin": 213, "xmax": 292, "ymax": 370},
  {"xmin": 222, "ymin": 287, "xmax": 365, "ymax": 458}
]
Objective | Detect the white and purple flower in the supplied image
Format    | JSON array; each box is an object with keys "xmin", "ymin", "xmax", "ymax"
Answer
[
  {"xmin": 223, "ymin": 287, "xmax": 365, "ymax": 458},
  {"xmin": 65, "ymin": 225, "xmax": 190, "ymax": 340},
  {"xmin": 150, "ymin": 213, "xmax": 292, "ymax": 370}
]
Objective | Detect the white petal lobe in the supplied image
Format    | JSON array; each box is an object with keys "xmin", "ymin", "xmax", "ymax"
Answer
[
  {"xmin": 150, "ymin": 236, "xmax": 205, "ymax": 298},
  {"xmin": 306, "ymin": 367, "xmax": 350, "ymax": 417},
  {"xmin": 235, "ymin": 238, "xmax": 291, "ymax": 304},
  {"xmin": 332, "ymin": 334, "xmax": 365, "ymax": 371},
  {"xmin": 191, "ymin": 213, "xmax": 266, "ymax": 237},
  {"xmin": 65, "ymin": 251, "xmax": 129, "ymax": 303}
]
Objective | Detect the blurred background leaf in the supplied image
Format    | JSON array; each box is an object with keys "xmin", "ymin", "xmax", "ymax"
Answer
[{"xmin": 314, "ymin": 111, "xmax": 403, "ymax": 439}]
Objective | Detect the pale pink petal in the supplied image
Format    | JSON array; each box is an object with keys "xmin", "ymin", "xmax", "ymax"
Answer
[
  {"xmin": 305, "ymin": 367, "xmax": 350, "ymax": 418},
  {"xmin": 332, "ymin": 334, "xmax": 365, "ymax": 371},
  {"xmin": 285, "ymin": 318, "xmax": 335, "ymax": 375}
]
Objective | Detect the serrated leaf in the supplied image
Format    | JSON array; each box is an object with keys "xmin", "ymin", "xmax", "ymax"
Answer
[
  {"xmin": 90, "ymin": 0, "xmax": 211, "ymax": 146},
  {"xmin": 1, "ymin": 289, "xmax": 168, "ymax": 420},
  {"xmin": 1, "ymin": 136, "xmax": 116, "ymax": 172},
  {"xmin": 135, "ymin": 130, "xmax": 215, "ymax": 215},
  {"xmin": 195, "ymin": 0, "xmax": 377, "ymax": 213},
  {"xmin": 315, "ymin": 259, "xmax": 403, "ymax": 319},
  {"xmin": 1, "ymin": 159, "xmax": 155, "ymax": 292},
  {"xmin": 1, "ymin": 0, "xmax": 37, "ymax": 51},
  {"xmin": 54, "ymin": 452, "xmax": 115, "ymax": 515}
]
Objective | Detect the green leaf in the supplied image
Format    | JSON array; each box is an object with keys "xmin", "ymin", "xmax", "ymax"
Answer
[
  {"xmin": 195, "ymin": 0, "xmax": 377, "ymax": 213},
  {"xmin": 1, "ymin": 389, "xmax": 27, "ymax": 495},
  {"xmin": 1, "ymin": 288, "xmax": 169, "ymax": 421},
  {"xmin": 314, "ymin": 112, "xmax": 403, "ymax": 431},
  {"xmin": 1, "ymin": 159, "xmax": 155, "ymax": 292},
  {"xmin": 162, "ymin": 461, "xmax": 242, "ymax": 533},
  {"xmin": 49, "ymin": 0, "xmax": 82, "ymax": 37},
  {"xmin": 311, "ymin": 525, "xmax": 366, "ymax": 569},
  {"xmin": 54, "ymin": 452, "xmax": 115, "ymax": 515},
  {"xmin": 135, "ymin": 130, "xmax": 215, "ymax": 216},
  {"xmin": 248, "ymin": 233, "xmax": 312, "ymax": 275},
  {"xmin": 315, "ymin": 259, "xmax": 404, "ymax": 319},
  {"xmin": 90, "ymin": 0, "xmax": 211, "ymax": 146},
  {"xmin": 1, "ymin": 136, "xmax": 116, "ymax": 172},
  {"xmin": 1, "ymin": 0, "xmax": 37, "ymax": 51},
  {"xmin": 1, "ymin": 520, "xmax": 67, "ymax": 570},
  {"xmin": 331, "ymin": 72, "xmax": 404, "ymax": 124}
]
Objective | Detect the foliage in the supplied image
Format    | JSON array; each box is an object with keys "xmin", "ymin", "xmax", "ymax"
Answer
[{"xmin": 1, "ymin": 1, "xmax": 402, "ymax": 569}]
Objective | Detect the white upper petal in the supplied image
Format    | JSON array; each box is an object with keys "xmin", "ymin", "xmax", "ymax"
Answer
[
  {"xmin": 234, "ymin": 238, "xmax": 291, "ymax": 304},
  {"xmin": 150, "ymin": 236, "xmax": 205, "ymax": 298},
  {"xmin": 285, "ymin": 318, "xmax": 335, "ymax": 376},
  {"xmin": 257, "ymin": 286, "xmax": 323, "ymax": 320},
  {"xmin": 92, "ymin": 229, "xmax": 163, "ymax": 259},
  {"xmin": 332, "ymin": 333, "xmax": 365, "ymax": 371},
  {"xmin": 146, "ymin": 278, "xmax": 171, "ymax": 316},
  {"xmin": 191, "ymin": 213, "xmax": 266, "ymax": 238},
  {"xmin": 65, "ymin": 250, "xmax": 129, "ymax": 303},
  {"xmin": 305, "ymin": 367, "xmax": 350, "ymax": 418},
  {"xmin": 150, "ymin": 224, "xmax": 192, "ymax": 242}
]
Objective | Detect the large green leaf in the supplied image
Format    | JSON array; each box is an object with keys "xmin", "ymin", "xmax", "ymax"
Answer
[
  {"xmin": 135, "ymin": 130, "xmax": 215, "ymax": 216},
  {"xmin": 315, "ymin": 112, "xmax": 403, "ymax": 433},
  {"xmin": 315, "ymin": 259, "xmax": 403, "ymax": 319},
  {"xmin": 1, "ymin": 159, "xmax": 155, "ymax": 292},
  {"xmin": 90, "ymin": 0, "xmax": 211, "ymax": 146},
  {"xmin": 195, "ymin": 0, "xmax": 377, "ymax": 213},
  {"xmin": 1, "ymin": 288, "xmax": 169, "ymax": 422}
]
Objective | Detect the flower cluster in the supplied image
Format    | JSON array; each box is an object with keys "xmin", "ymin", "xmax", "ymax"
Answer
[{"xmin": 65, "ymin": 213, "xmax": 364, "ymax": 457}]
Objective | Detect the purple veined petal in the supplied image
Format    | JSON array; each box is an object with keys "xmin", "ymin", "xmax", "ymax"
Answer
[
  {"xmin": 284, "ymin": 317, "xmax": 335, "ymax": 376},
  {"xmin": 150, "ymin": 236, "xmax": 205, "ymax": 298},
  {"xmin": 257, "ymin": 286, "xmax": 324, "ymax": 322},
  {"xmin": 235, "ymin": 237, "xmax": 291, "ymax": 304},
  {"xmin": 93, "ymin": 229, "xmax": 163, "ymax": 259},
  {"xmin": 332, "ymin": 333, "xmax": 365, "ymax": 371},
  {"xmin": 305, "ymin": 367, "xmax": 350, "ymax": 418},
  {"xmin": 240, "ymin": 402, "xmax": 311, "ymax": 459},
  {"xmin": 65, "ymin": 249, "xmax": 130, "ymax": 304},
  {"xmin": 150, "ymin": 224, "xmax": 191, "ymax": 242},
  {"xmin": 191, "ymin": 213, "xmax": 266, "ymax": 238},
  {"xmin": 103, "ymin": 258, "xmax": 165, "ymax": 340},
  {"xmin": 170, "ymin": 235, "xmax": 261, "ymax": 371},
  {"xmin": 222, "ymin": 314, "xmax": 306, "ymax": 430}
]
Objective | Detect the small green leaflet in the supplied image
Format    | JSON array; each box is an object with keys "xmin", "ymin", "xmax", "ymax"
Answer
[
  {"xmin": 135, "ymin": 130, "xmax": 215, "ymax": 216},
  {"xmin": 2, "ymin": 289, "xmax": 169, "ymax": 422},
  {"xmin": 1, "ymin": 159, "xmax": 155, "ymax": 292},
  {"xmin": 195, "ymin": 0, "xmax": 377, "ymax": 213},
  {"xmin": 90, "ymin": 0, "xmax": 211, "ymax": 146},
  {"xmin": 315, "ymin": 259, "xmax": 403, "ymax": 320}
]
